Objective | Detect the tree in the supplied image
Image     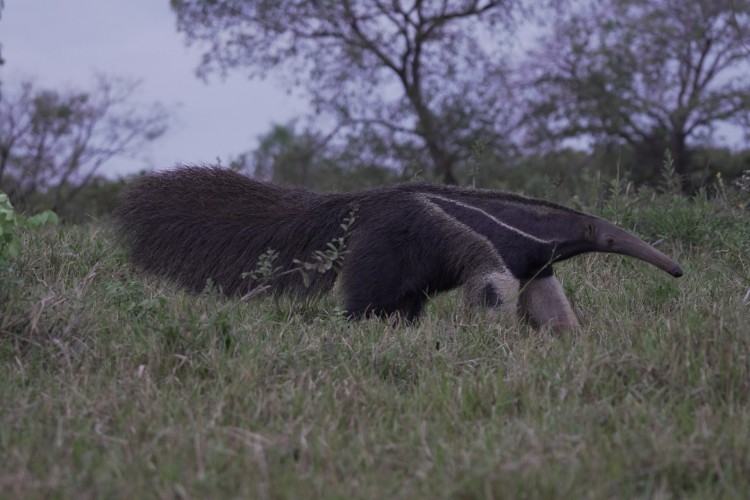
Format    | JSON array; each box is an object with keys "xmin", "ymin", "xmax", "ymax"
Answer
[
  {"xmin": 0, "ymin": 0, "xmax": 5, "ymax": 66},
  {"xmin": 0, "ymin": 76, "xmax": 169, "ymax": 210},
  {"xmin": 250, "ymin": 122, "xmax": 326, "ymax": 186},
  {"xmin": 170, "ymin": 0, "xmax": 524, "ymax": 184},
  {"xmin": 235, "ymin": 121, "xmax": 399, "ymax": 191},
  {"xmin": 0, "ymin": 0, "xmax": 5, "ymax": 101},
  {"xmin": 524, "ymin": 0, "xmax": 750, "ymax": 185}
]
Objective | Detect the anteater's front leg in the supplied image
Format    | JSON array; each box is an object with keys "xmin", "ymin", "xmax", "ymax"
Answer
[
  {"xmin": 464, "ymin": 270, "xmax": 520, "ymax": 319},
  {"xmin": 339, "ymin": 215, "xmax": 516, "ymax": 322},
  {"xmin": 518, "ymin": 275, "xmax": 579, "ymax": 333}
]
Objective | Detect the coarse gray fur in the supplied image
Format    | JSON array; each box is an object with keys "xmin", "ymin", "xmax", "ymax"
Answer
[{"xmin": 113, "ymin": 166, "xmax": 683, "ymax": 332}]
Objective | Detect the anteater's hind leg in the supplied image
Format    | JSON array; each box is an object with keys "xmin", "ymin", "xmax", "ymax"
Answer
[{"xmin": 518, "ymin": 275, "xmax": 579, "ymax": 333}]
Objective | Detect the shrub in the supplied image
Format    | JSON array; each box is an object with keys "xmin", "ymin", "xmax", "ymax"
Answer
[{"xmin": 0, "ymin": 190, "xmax": 58, "ymax": 266}]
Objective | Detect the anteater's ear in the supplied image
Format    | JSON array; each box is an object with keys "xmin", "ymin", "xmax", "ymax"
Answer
[{"xmin": 583, "ymin": 221, "xmax": 597, "ymax": 241}]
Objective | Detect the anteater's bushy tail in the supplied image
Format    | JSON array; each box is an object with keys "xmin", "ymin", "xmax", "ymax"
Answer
[{"xmin": 113, "ymin": 166, "xmax": 355, "ymax": 296}]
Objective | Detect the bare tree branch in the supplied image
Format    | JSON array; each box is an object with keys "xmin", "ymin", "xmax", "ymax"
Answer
[{"xmin": 0, "ymin": 76, "xmax": 170, "ymax": 210}]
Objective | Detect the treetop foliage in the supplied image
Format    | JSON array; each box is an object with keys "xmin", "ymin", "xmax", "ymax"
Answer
[
  {"xmin": 171, "ymin": 0, "xmax": 525, "ymax": 183},
  {"xmin": 524, "ymin": 0, "xmax": 750, "ymax": 182}
]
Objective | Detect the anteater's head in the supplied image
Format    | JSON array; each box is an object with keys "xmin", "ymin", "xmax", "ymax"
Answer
[{"xmin": 581, "ymin": 216, "xmax": 683, "ymax": 278}]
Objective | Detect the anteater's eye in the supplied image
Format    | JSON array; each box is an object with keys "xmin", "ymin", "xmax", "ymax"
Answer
[{"xmin": 605, "ymin": 236, "xmax": 615, "ymax": 247}]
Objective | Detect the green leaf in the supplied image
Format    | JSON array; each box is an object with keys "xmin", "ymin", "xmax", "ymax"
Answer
[
  {"xmin": 26, "ymin": 210, "xmax": 59, "ymax": 228},
  {"xmin": 6, "ymin": 238, "xmax": 21, "ymax": 258}
]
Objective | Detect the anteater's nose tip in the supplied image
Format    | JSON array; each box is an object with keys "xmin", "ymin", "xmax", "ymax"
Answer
[{"xmin": 670, "ymin": 265, "xmax": 684, "ymax": 278}]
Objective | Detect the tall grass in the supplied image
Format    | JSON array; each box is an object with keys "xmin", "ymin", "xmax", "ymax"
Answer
[{"xmin": 1, "ymin": 177, "xmax": 749, "ymax": 498}]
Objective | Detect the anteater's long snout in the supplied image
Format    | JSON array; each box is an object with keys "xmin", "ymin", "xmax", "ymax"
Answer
[{"xmin": 596, "ymin": 221, "xmax": 683, "ymax": 278}]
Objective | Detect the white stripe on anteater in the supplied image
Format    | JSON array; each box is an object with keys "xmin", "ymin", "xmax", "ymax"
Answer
[
  {"xmin": 418, "ymin": 195, "xmax": 521, "ymax": 312},
  {"xmin": 416, "ymin": 194, "xmax": 506, "ymax": 273},
  {"xmin": 424, "ymin": 194, "xmax": 552, "ymax": 245}
]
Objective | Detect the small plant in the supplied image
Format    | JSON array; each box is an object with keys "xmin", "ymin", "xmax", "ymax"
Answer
[
  {"xmin": 733, "ymin": 170, "xmax": 750, "ymax": 211},
  {"xmin": 0, "ymin": 191, "xmax": 58, "ymax": 265},
  {"xmin": 246, "ymin": 248, "xmax": 282, "ymax": 282},
  {"xmin": 733, "ymin": 170, "xmax": 750, "ymax": 193},
  {"xmin": 468, "ymin": 139, "xmax": 487, "ymax": 189},
  {"xmin": 659, "ymin": 149, "xmax": 683, "ymax": 195},
  {"xmin": 239, "ymin": 249, "xmax": 282, "ymax": 298},
  {"xmin": 293, "ymin": 208, "xmax": 358, "ymax": 286},
  {"xmin": 241, "ymin": 207, "xmax": 359, "ymax": 295}
]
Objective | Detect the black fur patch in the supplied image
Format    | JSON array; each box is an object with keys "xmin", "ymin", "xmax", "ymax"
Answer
[{"xmin": 481, "ymin": 283, "xmax": 502, "ymax": 308}]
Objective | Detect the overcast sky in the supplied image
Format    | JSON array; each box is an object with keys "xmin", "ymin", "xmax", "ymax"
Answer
[{"xmin": 1, "ymin": 1, "xmax": 308, "ymax": 177}]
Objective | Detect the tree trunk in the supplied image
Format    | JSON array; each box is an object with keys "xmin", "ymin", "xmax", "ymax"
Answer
[
  {"xmin": 670, "ymin": 132, "xmax": 691, "ymax": 192},
  {"xmin": 414, "ymin": 105, "xmax": 457, "ymax": 184},
  {"xmin": 0, "ymin": 146, "xmax": 9, "ymax": 185},
  {"xmin": 426, "ymin": 138, "xmax": 458, "ymax": 185}
]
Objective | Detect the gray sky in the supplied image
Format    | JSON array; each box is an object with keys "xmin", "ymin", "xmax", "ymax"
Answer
[{"xmin": 1, "ymin": 1, "xmax": 307, "ymax": 177}]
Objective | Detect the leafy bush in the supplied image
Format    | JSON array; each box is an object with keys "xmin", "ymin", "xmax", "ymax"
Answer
[
  {"xmin": 0, "ymin": 191, "xmax": 57, "ymax": 306},
  {"xmin": 0, "ymin": 191, "xmax": 58, "ymax": 265}
]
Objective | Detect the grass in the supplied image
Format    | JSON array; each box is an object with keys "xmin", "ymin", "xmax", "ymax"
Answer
[{"xmin": 1, "ymin": 185, "xmax": 749, "ymax": 499}]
